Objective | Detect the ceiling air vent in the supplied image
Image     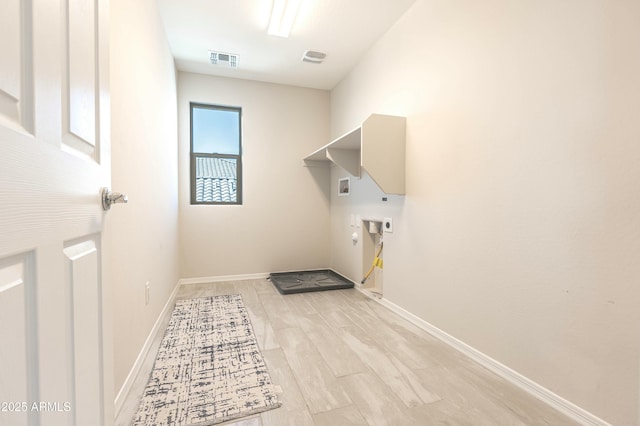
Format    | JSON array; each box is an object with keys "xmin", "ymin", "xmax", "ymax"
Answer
[
  {"xmin": 209, "ymin": 50, "xmax": 239, "ymax": 68},
  {"xmin": 302, "ymin": 50, "xmax": 326, "ymax": 64}
]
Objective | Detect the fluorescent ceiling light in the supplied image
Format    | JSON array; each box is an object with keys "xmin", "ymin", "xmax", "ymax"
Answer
[{"xmin": 268, "ymin": 0, "xmax": 302, "ymax": 38}]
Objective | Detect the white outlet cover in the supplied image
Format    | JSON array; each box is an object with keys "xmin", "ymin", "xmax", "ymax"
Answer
[{"xmin": 383, "ymin": 217, "xmax": 393, "ymax": 233}]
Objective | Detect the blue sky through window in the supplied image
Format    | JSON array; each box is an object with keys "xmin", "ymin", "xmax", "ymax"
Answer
[{"xmin": 192, "ymin": 107, "xmax": 240, "ymax": 155}]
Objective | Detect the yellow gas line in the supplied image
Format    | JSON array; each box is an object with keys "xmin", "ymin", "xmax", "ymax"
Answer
[{"xmin": 360, "ymin": 242, "xmax": 383, "ymax": 284}]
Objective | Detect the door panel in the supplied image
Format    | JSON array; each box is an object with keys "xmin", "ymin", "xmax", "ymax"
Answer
[
  {"xmin": 64, "ymin": 237, "xmax": 102, "ymax": 425},
  {"xmin": 0, "ymin": 253, "xmax": 36, "ymax": 426},
  {"xmin": 0, "ymin": 0, "xmax": 20, "ymax": 101},
  {"xmin": 66, "ymin": 0, "xmax": 98, "ymax": 155},
  {"xmin": 0, "ymin": 0, "xmax": 33, "ymax": 131}
]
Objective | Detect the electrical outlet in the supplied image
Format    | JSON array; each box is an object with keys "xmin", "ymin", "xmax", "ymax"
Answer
[
  {"xmin": 383, "ymin": 217, "xmax": 393, "ymax": 233},
  {"xmin": 145, "ymin": 281, "xmax": 150, "ymax": 305}
]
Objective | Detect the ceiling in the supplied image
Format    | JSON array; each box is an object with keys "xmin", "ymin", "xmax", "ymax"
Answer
[{"xmin": 157, "ymin": 0, "xmax": 417, "ymax": 90}]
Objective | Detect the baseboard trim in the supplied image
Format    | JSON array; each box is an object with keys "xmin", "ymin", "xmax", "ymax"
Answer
[
  {"xmin": 361, "ymin": 291, "xmax": 611, "ymax": 426},
  {"xmin": 179, "ymin": 272, "xmax": 270, "ymax": 285},
  {"xmin": 114, "ymin": 281, "xmax": 181, "ymax": 417}
]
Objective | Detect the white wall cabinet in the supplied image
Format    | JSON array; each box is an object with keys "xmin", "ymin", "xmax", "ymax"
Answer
[{"xmin": 304, "ymin": 114, "xmax": 406, "ymax": 195}]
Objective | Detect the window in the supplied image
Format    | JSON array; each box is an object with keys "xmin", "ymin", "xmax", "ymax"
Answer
[{"xmin": 190, "ymin": 103, "xmax": 242, "ymax": 204}]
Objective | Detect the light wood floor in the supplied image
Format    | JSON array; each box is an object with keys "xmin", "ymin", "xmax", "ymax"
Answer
[{"xmin": 116, "ymin": 279, "xmax": 577, "ymax": 426}]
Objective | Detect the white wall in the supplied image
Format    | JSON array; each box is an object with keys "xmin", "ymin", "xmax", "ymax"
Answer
[
  {"xmin": 106, "ymin": 0, "xmax": 179, "ymax": 394},
  {"xmin": 178, "ymin": 73, "xmax": 331, "ymax": 279},
  {"xmin": 330, "ymin": 1, "xmax": 640, "ymax": 425}
]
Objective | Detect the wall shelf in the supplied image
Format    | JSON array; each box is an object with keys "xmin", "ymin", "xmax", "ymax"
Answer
[{"xmin": 304, "ymin": 114, "xmax": 406, "ymax": 194}]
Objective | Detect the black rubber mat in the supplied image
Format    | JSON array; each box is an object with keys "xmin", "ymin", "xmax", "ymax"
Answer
[{"xmin": 269, "ymin": 269, "xmax": 354, "ymax": 294}]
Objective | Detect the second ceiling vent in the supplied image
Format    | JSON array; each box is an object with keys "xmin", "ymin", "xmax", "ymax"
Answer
[{"xmin": 302, "ymin": 50, "xmax": 326, "ymax": 64}]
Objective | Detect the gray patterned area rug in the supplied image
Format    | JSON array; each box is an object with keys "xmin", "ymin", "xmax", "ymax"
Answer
[{"xmin": 132, "ymin": 295, "xmax": 281, "ymax": 425}]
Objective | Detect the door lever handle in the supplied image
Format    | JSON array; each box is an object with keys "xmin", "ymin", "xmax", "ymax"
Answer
[{"xmin": 101, "ymin": 187, "xmax": 128, "ymax": 211}]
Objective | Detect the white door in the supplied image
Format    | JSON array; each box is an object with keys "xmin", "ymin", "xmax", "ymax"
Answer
[{"xmin": 0, "ymin": 1, "xmax": 112, "ymax": 425}]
